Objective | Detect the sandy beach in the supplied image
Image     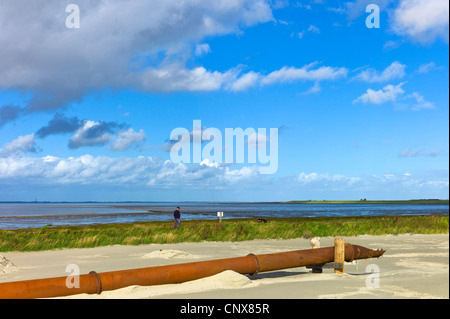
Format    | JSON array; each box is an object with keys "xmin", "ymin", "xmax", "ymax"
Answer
[{"xmin": 1, "ymin": 234, "xmax": 448, "ymax": 299}]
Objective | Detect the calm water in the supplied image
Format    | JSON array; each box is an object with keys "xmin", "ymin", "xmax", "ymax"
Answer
[{"xmin": 0, "ymin": 202, "xmax": 448, "ymax": 230}]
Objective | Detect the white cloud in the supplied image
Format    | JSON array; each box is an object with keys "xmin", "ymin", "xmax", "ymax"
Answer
[
  {"xmin": 28, "ymin": 147, "xmax": 242, "ymax": 190},
  {"xmin": 139, "ymin": 64, "xmax": 237, "ymax": 92},
  {"xmin": 298, "ymin": 82, "xmax": 321, "ymax": 95},
  {"xmin": 68, "ymin": 121, "xmax": 114, "ymax": 149},
  {"xmin": 354, "ymin": 82, "xmax": 406, "ymax": 104},
  {"xmin": 416, "ymin": 61, "xmax": 443, "ymax": 73},
  {"xmin": 261, "ymin": 64, "xmax": 348, "ymax": 85},
  {"xmin": 0, "ymin": 0, "xmax": 274, "ymax": 118},
  {"xmin": 0, "ymin": 156, "xmax": 447, "ymax": 199},
  {"xmin": 0, "ymin": 154, "xmax": 262, "ymax": 187},
  {"xmin": 228, "ymin": 71, "xmax": 261, "ymax": 91},
  {"xmin": 296, "ymin": 24, "xmax": 320, "ymax": 40},
  {"xmin": 138, "ymin": 61, "xmax": 349, "ymax": 93},
  {"xmin": 195, "ymin": 43, "xmax": 211, "ymax": 56},
  {"xmin": 408, "ymin": 92, "xmax": 436, "ymax": 110},
  {"xmin": 109, "ymin": 129, "xmax": 147, "ymax": 151},
  {"xmin": 398, "ymin": 148, "xmax": 420, "ymax": 157},
  {"xmin": 296, "ymin": 170, "xmax": 449, "ymax": 198},
  {"xmin": 298, "ymin": 172, "xmax": 360, "ymax": 186},
  {"xmin": 344, "ymin": 0, "xmax": 393, "ymax": 21},
  {"xmin": 224, "ymin": 63, "xmax": 348, "ymax": 91},
  {"xmin": 0, "ymin": 134, "xmax": 38, "ymax": 157},
  {"xmin": 307, "ymin": 25, "xmax": 320, "ymax": 33},
  {"xmin": 354, "ymin": 61, "xmax": 407, "ymax": 83},
  {"xmin": 391, "ymin": 0, "xmax": 449, "ymax": 43},
  {"xmin": 354, "ymin": 82, "xmax": 436, "ymax": 110},
  {"xmin": 0, "ymin": 0, "xmax": 354, "ymax": 128},
  {"xmin": 398, "ymin": 148, "xmax": 441, "ymax": 157}
]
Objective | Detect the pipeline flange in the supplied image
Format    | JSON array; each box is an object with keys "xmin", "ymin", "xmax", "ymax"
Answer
[
  {"xmin": 89, "ymin": 271, "xmax": 103, "ymax": 295},
  {"xmin": 247, "ymin": 253, "xmax": 260, "ymax": 275}
]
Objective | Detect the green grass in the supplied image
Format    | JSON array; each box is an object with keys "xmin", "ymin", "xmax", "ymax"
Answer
[{"xmin": 0, "ymin": 215, "xmax": 448, "ymax": 252}]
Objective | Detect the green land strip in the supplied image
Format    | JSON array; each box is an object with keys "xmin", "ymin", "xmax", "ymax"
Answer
[{"xmin": 0, "ymin": 215, "xmax": 448, "ymax": 252}]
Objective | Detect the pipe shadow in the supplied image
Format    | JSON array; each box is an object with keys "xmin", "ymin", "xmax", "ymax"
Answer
[
  {"xmin": 247, "ymin": 270, "xmax": 310, "ymax": 280},
  {"xmin": 345, "ymin": 272, "xmax": 375, "ymax": 276},
  {"xmin": 247, "ymin": 269, "xmax": 374, "ymax": 280}
]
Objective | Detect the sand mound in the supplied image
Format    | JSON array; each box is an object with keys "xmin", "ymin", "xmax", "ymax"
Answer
[
  {"xmin": 63, "ymin": 270, "xmax": 258, "ymax": 299},
  {"xmin": 141, "ymin": 250, "xmax": 200, "ymax": 259},
  {"xmin": 190, "ymin": 270, "xmax": 255, "ymax": 289},
  {"xmin": 0, "ymin": 255, "xmax": 18, "ymax": 274}
]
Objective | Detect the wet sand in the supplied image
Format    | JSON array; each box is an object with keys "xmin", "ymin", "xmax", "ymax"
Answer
[{"xmin": 1, "ymin": 234, "xmax": 448, "ymax": 299}]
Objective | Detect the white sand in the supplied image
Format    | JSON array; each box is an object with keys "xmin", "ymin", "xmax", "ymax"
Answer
[
  {"xmin": 141, "ymin": 249, "xmax": 202, "ymax": 260},
  {"xmin": 0, "ymin": 234, "xmax": 448, "ymax": 299},
  {"xmin": 0, "ymin": 255, "xmax": 18, "ymax": 274}
]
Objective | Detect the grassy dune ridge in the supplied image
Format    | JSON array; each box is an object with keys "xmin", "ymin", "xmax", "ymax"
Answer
[{"xmin": 0, "ymin": 215, "xmax": 448, "ymax": 252}]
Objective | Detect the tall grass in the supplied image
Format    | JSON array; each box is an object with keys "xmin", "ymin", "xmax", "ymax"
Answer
[{"xmin": 0, "ymin": 215, "xmax": 448, "ymax": 252}]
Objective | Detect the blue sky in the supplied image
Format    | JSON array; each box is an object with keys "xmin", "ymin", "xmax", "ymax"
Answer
[{"xmin": 0, "ymin": 0, "xmax": 448, "ymax": 201}]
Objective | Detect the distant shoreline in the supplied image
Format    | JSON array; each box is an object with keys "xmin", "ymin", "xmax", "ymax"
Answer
[
  {"xmin": 0, "ymin": 199, "xmax": 448, "ymax": 204},
  {"xmin": 284, "ymin": 199, "xmax": 449, "ymax": 205}
]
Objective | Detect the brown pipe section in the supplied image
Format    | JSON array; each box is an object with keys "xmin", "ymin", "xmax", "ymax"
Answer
[{"xmin": 0, "ymin": 243, "xmax": 385, "ymax": 299}]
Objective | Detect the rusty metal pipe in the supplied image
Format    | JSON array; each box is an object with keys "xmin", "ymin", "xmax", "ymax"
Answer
[{"xmin": 0, "ymin": 243, "xmax": 384, "ymax": 299}]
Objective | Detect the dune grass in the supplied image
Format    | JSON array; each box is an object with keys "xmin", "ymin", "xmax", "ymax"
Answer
[{"xmin": 0, "ymin": 215, "xmax": 448, "ymax": 252}]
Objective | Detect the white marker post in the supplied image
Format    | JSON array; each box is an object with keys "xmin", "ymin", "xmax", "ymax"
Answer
[{"xmin": 217, "ymin": 211, "xmax": 223, "ymax": 223}]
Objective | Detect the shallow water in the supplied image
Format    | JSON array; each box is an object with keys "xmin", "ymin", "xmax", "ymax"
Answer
[{"xmin": 0, "ymin": 202, "xmax": 448, "ymax": 230}]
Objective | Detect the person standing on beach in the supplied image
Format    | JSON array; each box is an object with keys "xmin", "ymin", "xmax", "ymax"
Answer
[{"xmin": 172, "ymin": 207, "xmax": 181, "ymax": 228}]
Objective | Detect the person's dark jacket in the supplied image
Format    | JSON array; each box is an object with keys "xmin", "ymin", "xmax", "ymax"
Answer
[{"xmin": 174, "ymin": 209, "xmax": 180, "ymax": 219}]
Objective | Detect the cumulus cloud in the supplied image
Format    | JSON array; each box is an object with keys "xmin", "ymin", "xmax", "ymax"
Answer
[
  {"xmin": 0, "ymin": 0, "xmax": 353, "ymax": 128},
  {"xmin": 354, "ymin": 82, "xmax": 436, "ymax": 110},
  {"xmin": 0, "ymin": 0, "xmax": 274, "ymax": 124},
  {"xmin": 353, "ymin": 61, "xmax": 406, "ymax": 83},
  {"xmin": 109, "ymin": 129, "xmax": 147, "ymax": 151},
  {"xmin": 391, "ymin": 0, "xmax": 449, "ymax": 43},
  {"xmin": 228, "ymin": 71, "xmax": 261, "ymax": 92},
  {"xmin": 0, "ymin": 155, "xmax": 261, "ymax": 187},
  {"xmin": 0, "ymin": 134, "xmax": 39, "ymax": 157},
  {"xmin": 35, "ymin": 113, "xmax": 82, "ymax": 138},
  {"xmin": 138, "ymin": 64, "xmax": 235, "ymax": 92},
  {"xmin": 0, "ymin": 154, "xmax": 447, "ymax": 199},
  {"xmin": 34, "ymin": 114, "xmax": 147, "ymax": 151},
  {"xmin": 68, "ymin": 121, "xmax": 116, "ymax": 149},
  {"xmin": 354, "ymin": 82, "xmax": 406, "ymax": 104}
]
